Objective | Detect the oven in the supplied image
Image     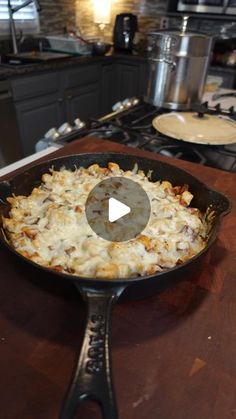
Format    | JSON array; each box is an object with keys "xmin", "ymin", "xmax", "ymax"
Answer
[{"xmin": 176, "ymin": 0, "xmax": 236, "ymax": 15}]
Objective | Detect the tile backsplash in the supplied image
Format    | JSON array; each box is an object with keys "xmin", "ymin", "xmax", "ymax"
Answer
[
  {"xmin": 39, "ymin": 0, "xmax": 76, "ymax": 34},
  {"xmin": 0, "ymin": 0, "xmax": 166, "ymax": 53},
  {"xmin": 0, "ymin": 0, "xmax": 234, "ymax": 54},
  {"xmin": 75, "ymin": 0, "xmax": 166, "ymax": 42}
]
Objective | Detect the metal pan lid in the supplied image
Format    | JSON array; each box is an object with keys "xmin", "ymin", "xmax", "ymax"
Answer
[{"xmin": 152, "ymin": 112, "xmax": 236, "ymax": 145}]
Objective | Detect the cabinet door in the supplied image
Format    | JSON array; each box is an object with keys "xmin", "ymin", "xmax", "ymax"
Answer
[
  {"xmin": 65, "ymin": 83, "xmax": 100, "ymax": 123},
  {"xmin": 101, "ymin": 64, "xmax": 116, "ymax": 114},
  {"xmin": 139, "ymin": 61, "xmax": 149, "ymax": 98},
  {"xmin": 15, "ymin": 93, "xmax": 64, "ymax": 156},
  {"xmin": 116, "ymin": 63, "xmax": 139, "ymax": 101},
  {"xmin": 11, "ymin": 72, "xmax": 61, "ymax": 101},
  {"xmin": 115, "ymin": 61, "xmax": 148, "ymax": 102}
]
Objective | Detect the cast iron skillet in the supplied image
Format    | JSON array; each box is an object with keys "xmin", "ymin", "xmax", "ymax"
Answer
[{"xmin": 0, "ymin": 153, "xmax": 231, "ymax": 419}]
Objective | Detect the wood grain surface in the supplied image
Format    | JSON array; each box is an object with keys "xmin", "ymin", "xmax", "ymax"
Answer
[{"xmin": 0, "ymin": 138, "xmax": 235, "ymax": 419}]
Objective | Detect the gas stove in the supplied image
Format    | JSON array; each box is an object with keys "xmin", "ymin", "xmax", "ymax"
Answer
[{"xmin": 37, "ymin": 97, "xmax": 236, "ymax": 173}]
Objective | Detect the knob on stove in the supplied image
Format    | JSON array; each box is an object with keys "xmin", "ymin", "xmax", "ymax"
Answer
[
  {"xmin": 74, "ymin": 118, "xmax": 86, "ymax": 129},
  {"xmin": 112, "ymin": 101, "xmax": 124, "ymax": 112},
  {"xmin": 131, "ymin": 97, "xmax": 140, "ymax": 106},
  {"xmin": 44, "ymin": 127, "xmax": 60, "ymax": 141},
  {"xmin": 112, "ymin": 97, "xmax": 139, "ymax": 112},
  {"xmin": 58, "ymin": 122, "xmax": 73, "ymax": 135},
  {"xmin": 123, "ymin": 98, "xmax": 133, "ymax": 108}
]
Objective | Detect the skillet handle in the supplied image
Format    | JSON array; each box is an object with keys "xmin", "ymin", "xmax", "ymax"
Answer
[{"xmin": 60, "ymin": 284, "xmax": 125, "ymax": 419}]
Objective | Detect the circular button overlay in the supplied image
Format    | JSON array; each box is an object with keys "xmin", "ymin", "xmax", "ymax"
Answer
[{"xmin": 85, "ymin": 177, "xmax": 151, "ymax": 242}]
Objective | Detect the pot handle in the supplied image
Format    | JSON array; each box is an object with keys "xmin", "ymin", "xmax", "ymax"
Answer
[
  {"xmin": 149, "ymin": 57, "xmax": 176, "ymax": 71},
  {"xmin": 60, "ymin": 284, "xmax": 126, "ymax": 419}
]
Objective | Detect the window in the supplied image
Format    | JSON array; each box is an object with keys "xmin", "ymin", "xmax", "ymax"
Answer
[{"xmin": 0, "ymin": 0, "xmax": 39, "ymax": 33}]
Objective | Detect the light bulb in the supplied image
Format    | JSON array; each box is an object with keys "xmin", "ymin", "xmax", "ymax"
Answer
[{"xmin": 93, "ymin": 0, "xmax": 111, "ymax": 25}]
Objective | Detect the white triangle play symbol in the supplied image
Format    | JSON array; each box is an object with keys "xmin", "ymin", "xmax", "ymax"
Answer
[{"xmin": 108, "ymin": 197, "xmax": 131, "ymax": 223}]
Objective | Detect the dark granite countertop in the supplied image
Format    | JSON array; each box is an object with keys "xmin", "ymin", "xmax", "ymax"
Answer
[
  {"xmin": 0, "ymin": 53, "xmax": 147, "ymax": 80},
  {"xmin": 0, "ymin": 50, "xmax": 231, "ymax": 82}
]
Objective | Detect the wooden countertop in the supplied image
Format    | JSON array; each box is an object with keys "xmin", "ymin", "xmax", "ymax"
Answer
[{"xmin": 0, "ymin": 138, "xmax": 235, "ymax": 419}]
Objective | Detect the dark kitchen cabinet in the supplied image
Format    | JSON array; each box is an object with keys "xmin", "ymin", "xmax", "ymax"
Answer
[
  {"xmin": 64, "ymin": 64, "xmax": 101, "ymax": 123},
  {"xmin": 11, "ymin": 72, "xmax": 61, "ymax": 102},
  {"xmin": 116, "ymin": 63, "xmax": 140, "ymax": 101},
  {"xmin": 0, "ymin": 80, "xmax": 22, "ymax": 167},
  {"xmin": 101, "ymin": 60, "xmax": 148, "ymax": 114},
  {"xmin": 115, "ymin": 61, "xmax": 148, "ymax": 102},
  {"xmin": 11, "ymin": 66, "xmax": 101, "ymax": 156},
  {"xmin": 15, "ymin": 92, "xmax": 64, "ymax": 156},
  {"xmin": 65, "ymin": 83, "xmax": 101, "ymax": 123},
  {"xmin": 12, "ymin": 71, "xmax": 64, "ymax": 156},
  {"xmin": 9, "ymin": 58, "xmax": 148, "ymax": 159},
  {"xmin": 101, "ymin": 63, "xmax": 116, "ymax": 114}
]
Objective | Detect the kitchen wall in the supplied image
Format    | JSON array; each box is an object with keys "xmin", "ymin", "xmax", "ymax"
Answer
[
  {"xmin": 39, "ymin": 0, "xmax": 232, "ymax": 41},
  {"xmin": 0, "ymin": 0, "xmax": 234, "ymax": 52},
  {"xmin": 0, "ymin": 0, "xmax": 167, "ymax": 46},
  {"xmin": 39, "ymin": 0, "xmax": 76, "ymax": 34},
  {"xmin": 75, "ymin": 0, "xmax": 167, "ymax": 42},
  {"xmin": 39, "ymin": 0, "xmax": 167, "ymax": 39}
]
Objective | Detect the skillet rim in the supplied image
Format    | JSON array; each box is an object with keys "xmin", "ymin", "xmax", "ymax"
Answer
[{"xmin": 0, "ymin": 151, "xmax": 232, "ymax": 286}]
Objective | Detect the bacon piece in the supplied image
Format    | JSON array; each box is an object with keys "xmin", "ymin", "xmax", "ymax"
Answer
[
  {"xmin": 75, "ymin": 205, "xmax": 82, "ymax": 213},
  {"xmin": 52, "ymin": 265, "xmax": 64, "ymax": 272},
  {"xmin": 108, "ymin": 162, "xmax": 120, "ymax": 172},
  {"xmin": 65, "ymin": 246, "xmax": 76, "ymax": 255},
  {"xmin": 137, "ymin": 235, "xmax": 152, "ymax": 250},
  {"xmin": 23, "ymin": 229, "xmax": 38, "ymax": 239},
  {"xmin": 173, "ymin": 184, "xmax": 189, "ymax": 195}
]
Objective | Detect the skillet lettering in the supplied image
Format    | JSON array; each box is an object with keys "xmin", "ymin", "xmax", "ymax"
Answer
[
  {"xmin": 86, "ymin": 360, "xmax": 103, "ymax": 374},
  {"xmin": 86, "ymin": 314, "xmax": 105, "ymax": 374},
  {"xmin": 88, "ymin": 346, "xmax": 104, "ymax": 359}
]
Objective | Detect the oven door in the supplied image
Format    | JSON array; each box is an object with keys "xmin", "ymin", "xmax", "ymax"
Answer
[{"xmin": 177, "ymin": 0, "xmax": 227, "ymax": 14}]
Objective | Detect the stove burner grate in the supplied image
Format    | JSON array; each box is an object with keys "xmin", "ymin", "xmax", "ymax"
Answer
[
  {"xmin": 143, "ymin": 140, "xmax": 207, "ymax": 165},
  {"xmin": 42, "ymin": 98, "xmax": 236, "ymax": 173}
]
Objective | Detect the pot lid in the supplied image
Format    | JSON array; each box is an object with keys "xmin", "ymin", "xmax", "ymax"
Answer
[{"xmin": 152, "ymin": 112, "xmax": 236, "ymax": 145}]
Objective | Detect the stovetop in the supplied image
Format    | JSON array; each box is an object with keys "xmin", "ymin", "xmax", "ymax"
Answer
[{"xmin": 38, "ymin": 98, "xmax": 236, "ymax": 173}]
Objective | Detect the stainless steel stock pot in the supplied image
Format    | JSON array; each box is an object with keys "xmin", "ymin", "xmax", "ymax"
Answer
[{"xmin": 145, "ymin": 25, "xmax": 213, "ymax": 110}]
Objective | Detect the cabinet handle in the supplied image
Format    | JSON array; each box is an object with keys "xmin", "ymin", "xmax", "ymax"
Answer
[{"xmin": 58, "ymin": 98, "xmax": 63, "ymax": 103}]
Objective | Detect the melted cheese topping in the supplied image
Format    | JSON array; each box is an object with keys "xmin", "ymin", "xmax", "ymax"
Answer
[{"xmin": 2, "ymin": 162, "xmax": 209, "ymax": 279}]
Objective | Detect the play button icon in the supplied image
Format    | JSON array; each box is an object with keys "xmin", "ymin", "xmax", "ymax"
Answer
[
  {"xmin": 85, "ymin": 176, "xmax": 151, "ymax": 242},
  {"xmin": 108, "ymin": 198, "xmax": 131, "ymax": 223}
]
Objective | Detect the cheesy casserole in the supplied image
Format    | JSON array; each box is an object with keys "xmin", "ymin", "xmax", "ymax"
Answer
[{"xmin": 2, "ymin": 162, "xmax": 209, "ymax": 279}]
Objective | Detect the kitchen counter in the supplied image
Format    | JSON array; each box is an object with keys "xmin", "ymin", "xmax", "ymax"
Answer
[
  {"xmin": 0, "ymin": 137, "xmax": 235, "ymax": 419},
  {"xmin": 0, "ymin": 52, "xmax": 147, "ymax": 80},
  {"xmin": 0, "ymin": 55, "xmax": 108, "ymax": 80}
]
